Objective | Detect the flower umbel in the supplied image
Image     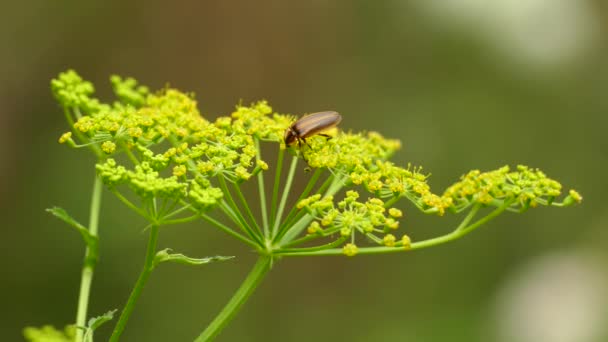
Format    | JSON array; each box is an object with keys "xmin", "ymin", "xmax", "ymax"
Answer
[
  {"xmin": 53, "ymin": 69, "xmax": 581, "ymax": 256},
  {"xmin": 49, "ymin": 70, "xmax": 582, "ymax": 341}
]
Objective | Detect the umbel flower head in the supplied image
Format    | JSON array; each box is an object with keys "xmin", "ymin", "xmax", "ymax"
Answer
[{"xmin": 52, "ymin": 70, "xmax": 582, "ymax": 256}]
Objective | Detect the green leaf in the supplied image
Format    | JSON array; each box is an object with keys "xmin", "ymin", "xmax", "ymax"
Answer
[
  {"xmin": 47, "ymin": 207, "xmax": 97, "ymax": 249},
  {"xmin": 82, "ymin": 309, "xmax": 117, "ymax": 342},
  {"xmin": 23, "ymin": 325, "xmax": 75, "ymax": 342},
  {"xmin": 153, "ymin": 248, "xmax": 234, "ymax": 269}
]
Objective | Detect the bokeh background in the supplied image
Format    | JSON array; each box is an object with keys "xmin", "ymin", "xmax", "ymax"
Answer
[{"xmin": 2, "ymin": 1, "xmax": 607, "ymax": 341}]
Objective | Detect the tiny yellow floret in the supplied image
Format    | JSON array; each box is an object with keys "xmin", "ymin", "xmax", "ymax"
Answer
[
  {"xmin": 388, "ymin": 208, "xmax": 403, "ymax": 218},
  {"xmin": 343, "ymin": 243, "xmax": 358, "ymax": 257},
  {"xmin": 307, "ymin": 222, "xmax": 321, "ymax": 234},
  {"xmin": 383, "ymin": 234, "xmax": 396, "ymax": 247},
  {"xmin": 58, "ymin": 132, "xmax": 72, "ymax": 144},
  {"xmin": 128, "ymin": 127, "xmax": 143, "ymax": 138},
  {"xmin": 101, "ymin": 141, "xmax": 116, "ymax": 154},
  {"xmin": 569, "ymin": 189, "xmax": 582, "ymax": 203},
  {"xmin": 402, "ymin": 234, "xmax": 411, "ymax": 250},
  {"xmin": 256, "ymin": 159, "xmax": 269, "ymax": 170},
  {"xmin": 173, "ymin": 165, "xmax": 187, "ymax": 177}
]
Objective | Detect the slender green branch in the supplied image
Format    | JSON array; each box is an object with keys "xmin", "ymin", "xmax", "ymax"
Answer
[
  {"xmin": 255, "ymin": 139, "xmax": 270, "ymax": 238},
  {"xmin": 315, "ymin": 173, "xmax": 335, "ymax": 196},
  {"xmin": 120, "ymin": 142, "xmax": 139, "ymax": 165},
  {"xmin": 277, "ymin": 213, "xmax": 314, "ymax": 246},
  {"xmin": 74, "ymin": 175, "xmax": 103, "ymax": 342},
  {"xmin": 112, "ymin": 190, "xmax": 150, "ymax": 220},
  {"xmin": 278, "ymin": 168, "xmax": 322, "ymax": 233},
  {"xmin": 232, "ymin": 183, "xmax": 262, "ymax": 235},
  {"xmin": 279, "ymin": 201, "xmax": 512, "ymax": 257},
  {"xmin": 383, "ymin": 196, "xmax": 399, "ymax": 208},
  {"xmin": 280, "ymin": 232, "xmax": 323, "ymax": 248},
  {"xmin": 200, "ymin": 214, "xmax": 260, "ymax": 249},
  {"xmin": 219, "ymin": 200, "xmax": 243, "ymax": 226},
  {"xmin": 271, "ymin": 156, "xmax": 299, "ymax": 239},
  {"xmin": 217, "ymin": 177, "xmax": 263, "ymax": 246},
  {"xmin": 109, "ymin": 224, "xmax": 161, "ymax": 342},
  {"xmin": 218, "ymin": 200, "xmax": 262, "ymax": 245},
  {"xmin": 455, "ymin": 203, "xmax": 481, "ymax": 231},
  {"xmin": 278, "ymin": 175, "xmax": 347, "ymax": 245},
  {"xmin": 269, "ymin": 148, "xmax": 285, "ymax": 228},
  {"xmin": 275, "ymin": 236, "xmax": 348, "ymax": 255},
  {"xmin": 161, "ymin": 203, "xmax": 191, "ymax": 221},
  {"xmin": 324, "ymin": 175, "xmax": 347, "ymax": 197},
  {"xmin": 161, "ymin": 215, "xmax": 200, "ymax": 226},
  {"xmin": 194, "ymin": 256, "xmax": 273, "ymax": 342},
  {"xmin": 273, "ymin": 172, "xmax": 333, "ymax": 244}
]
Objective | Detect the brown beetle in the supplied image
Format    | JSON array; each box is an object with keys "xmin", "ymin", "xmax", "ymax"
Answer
[{"xmin": 284, "ymin": 111, "xmax": 342, "ymax": 147}]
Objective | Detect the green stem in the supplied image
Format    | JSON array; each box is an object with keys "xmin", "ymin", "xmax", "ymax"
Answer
[
  {"xmin": 217, "ymin": 178, "xmax": 263, "ymax": 246},
  {"xmin": 232, "ymin": 183, "xmax": 262, "ymax": 235},
  {"xmin": 120, "ymin": 142, "xmax": 139, "ymax": 165},
  {"xmin": 161, "ymin": 203, "xmax": 191, "ymax": 220},
  {"xmin": 255, "ymin": 139, "xmax": 270, "ymax": 238},
  {"xmin": 278, "ymin": 175, "xmax": 346, "ymax": 244},
  {"xmin": 112, "ymin": 190, "xmax": 150, "ymax": 220},
  {"xmin": 269, "ymin": 148, "xmax": 285, "ymax": 229},
  {"xmin": 271, "ymin": 156, "xmax": 298, "ymax": 239},
  {"xmin": 275, "ymin": 236, "xmax": 347, "ymax": 254},
  {"xmin": 200, "ymin": 214, "xmax": 260, "ymax": 249},
  {"xmin": 74, "ymin": 175, "xmax": 103, "ymax": 342},
  {"xmin": 109, "ymin": 224, "xmax": 161, "ymax": 342},
  {"xmin": 194, "ymin": 256, "xmax": 273, "ymax": 342},
  {"xmin": 278, "ymin": 168, "xmax": 322, "ymax": 233},
  {"xmin": 161, "ymin": 215, "xmax": 200, "ymax": 226},
  {"xmin": 279, "ymin": 201, "xmax": 510, "ymax": 257}
]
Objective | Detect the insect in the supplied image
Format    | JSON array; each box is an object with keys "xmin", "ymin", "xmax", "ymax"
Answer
[{"xmin": 284, "ymin": 111, "xmax": 342, "ymax": 148}]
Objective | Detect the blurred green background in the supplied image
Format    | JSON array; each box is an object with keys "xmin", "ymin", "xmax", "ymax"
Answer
[{"xmin": 2, "ymin": 1, "xmax": 607, "ymax": 341}]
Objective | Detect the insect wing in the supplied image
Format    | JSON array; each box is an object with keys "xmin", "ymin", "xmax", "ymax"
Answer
[{"xmin": 294, "ymin": 111, "xmax": 342, "ymax": 137}]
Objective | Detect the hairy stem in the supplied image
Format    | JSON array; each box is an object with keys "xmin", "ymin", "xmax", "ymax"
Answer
[
  {"xmin": 74, "ymin": 175, "xmax": 103, "ymax": 342},
  {"xmin": 109, "ymin": 224, "xmax": 161, "ymax": 342},
  {"xmin": 194, "ymin": 256, "xmax": 273, "ymax": 342}
]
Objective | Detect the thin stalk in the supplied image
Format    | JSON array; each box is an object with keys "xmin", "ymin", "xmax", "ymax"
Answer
[
  {"xmin": 275, "ymin": 236, "xmax": 348, "ymax": 255},
  {"xmin": 194, "ymin": 256, "xmax": 273, "ymax": 342},
  {"xmin": 120, "ymin": 142, "xmax": 139, "ymax": 165},
  {"xmin": 219, "ymin": 201, "xmax": 261, "ymax": 244},
  {"xmin": 279, "ymin": 201, "xmax": 510, "ymax": 257},
  {"xmin": 278, "ymin": 175, "xmax": 347, "ymax": 244},
  {"xmin": 232, "ymin": 183, "xmax": 262, "ymax": 235},
  {"xmin": 269, "ymin": 148, "xmax": 285, "ymax": 228},
  {"xmin": 161, "ymin": 215, "xmax": 200, "ymax": 226},
  {"xmin": 278, "ymin": 168, "xmax": 322, "ymax": 233},
  {"xmin": 109, "ymin": 224, "xmax": 161, "ymax": 342},
  {"xmin": 254, "ymin": 139, "xmax": 270, "ymax": 238},
  {"xmin": 383, "ymin": 196, "xmax": 400, "ymax": 208},
  {"xmin": 112, "ymin": 190, "xmax": 150, "ymax": 220},
  {"xmin": 271, "ymin": 156, "xmax": 299, "ymax": 239},
  {"xmin": 161, "ymin": 203, "xmax": 191, "ymax": 221},
  {"xmin": 314, "ymin": 173, "xmax": 335, "ymax": 197},
  {"xmin": 272, "ymin": 172, "xmax": 333, "ymax": 244},
  {"xmin": 280, "ymin": 232, "xmax": 322, "ymax": 248},
  {"xmin": 217, "ymin": 177, "xmax": 263, "ymax": 246},
  {"xmin": 200, "ymin": 214, "xmax": 260, "ymax": 250},
  {"xmin": 74, "ymin": 175, "xmax": 103, "ymax": 342}
]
